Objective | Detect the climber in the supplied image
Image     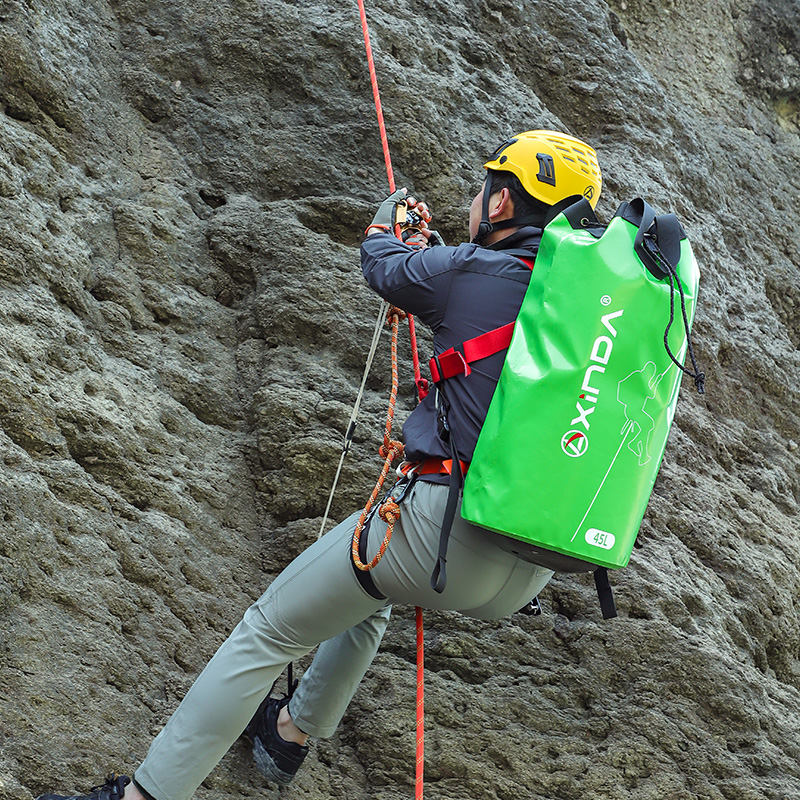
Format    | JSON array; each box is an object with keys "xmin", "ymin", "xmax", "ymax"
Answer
[{"xmin": 37, "ymin": 130, "xmax": 602, "ymax": 800}]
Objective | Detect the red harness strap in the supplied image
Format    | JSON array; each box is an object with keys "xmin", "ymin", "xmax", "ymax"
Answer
[
  {"xmin": 428, "ymin": 256, "xmax": 534, "ymax": 384},
  {"xmin": 401, "ymin": 457, "xmax": 470, "ymax": 476},
  {"xmin": 429, "ymin": 323, "xmax": 514, "ymax": 382}
]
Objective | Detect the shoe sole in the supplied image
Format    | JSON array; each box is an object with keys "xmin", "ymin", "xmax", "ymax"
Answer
[{"xmin": 252, "ymin": 735, "xmax": 297, "ymax": 786}]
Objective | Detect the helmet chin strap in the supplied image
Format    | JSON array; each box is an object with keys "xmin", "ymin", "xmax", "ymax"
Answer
[
  {"xmin": 471, "ymin": 184, "xmax": 585, "ymax": 246},
  {"xmin": 471, "ymin": 171, "xmax": 495, "ymax": 245}
]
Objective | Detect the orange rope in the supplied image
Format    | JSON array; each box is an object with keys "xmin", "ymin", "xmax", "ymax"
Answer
[{"xmin": 351, "ymin": 305, "xmax": 406, "ymax": 571}]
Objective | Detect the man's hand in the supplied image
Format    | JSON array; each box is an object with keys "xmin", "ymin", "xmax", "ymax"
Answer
[
  {"xmin": 403, "ymin": 228, "xmax": 446, "ymax": 249},
  {"xmin": 365, "ymin": 190, "xmax": 444, "ymax": 247},
  {"xmin": 366, "ymin": 188, "xmax": 408, "ymax": 235}
]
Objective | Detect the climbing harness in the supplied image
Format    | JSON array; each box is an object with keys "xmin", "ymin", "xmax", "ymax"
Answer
[{"xmin": 427, "ymin": 256, "xmax": 534, "ymax": 385}]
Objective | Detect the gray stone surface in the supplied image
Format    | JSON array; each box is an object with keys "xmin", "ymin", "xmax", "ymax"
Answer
[{"xmin": 1, "ymin": 0, "xmax": 799, "ymax": 798}]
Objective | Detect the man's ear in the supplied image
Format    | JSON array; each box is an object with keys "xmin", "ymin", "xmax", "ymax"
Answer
[{"xmin": 488, "ymin": 187, "xmax": 514, "ymax": 221}]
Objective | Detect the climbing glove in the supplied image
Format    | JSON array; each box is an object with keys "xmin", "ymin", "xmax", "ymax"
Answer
[
  {"xmin": 366, "ymin": 189, "xmax": 444, "ymax": 248},
  {"xmin": 404, "ymin": 228, "xmax": 446, "ymax": 249},
  {"xmin": 424, "ymin": 229, "xmax": 446, "ymax": 247},
  {"xmin": 366, "ymin": 188, "xmax": 408, "ymax": 234}
]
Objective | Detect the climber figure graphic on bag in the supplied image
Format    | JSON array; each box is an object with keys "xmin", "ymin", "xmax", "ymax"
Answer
[{"xmin": 617, "ymin": 362, "xmax": 670, "ymax": 467}]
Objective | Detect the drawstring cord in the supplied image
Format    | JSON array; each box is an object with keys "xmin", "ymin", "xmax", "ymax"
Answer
[{"xmin": 645, "ymin": 234, "xmax": 706, "ymax": 394}]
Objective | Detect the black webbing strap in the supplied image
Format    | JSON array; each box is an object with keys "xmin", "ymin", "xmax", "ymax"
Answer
[
  {"xmin": 351, "ymin": 512, "xmax": 387, "ymax": 600},
  {"xmin": 481, "ymin": 194, "xmax": 586, "ymax": 238},
  {"xmin": 351, "ymin": 475, "xmax": 420, "ymax": 600},
  {"xmin": 430, "ymin": 380, "xmax": 464, "ymax": 594},
  {"xmin": 620, "ymin": 199, "xmax": 705, "ymax": 393},
  {"xmin": 430, "ymin": 443, "xmax": 463, "ymax": 594},
  {"xmin": 617, "ymin": 197, "xmax": 685, "ymax": 279},
  {"xmin": 593, "ymin": 567, "xmax": 617, "ymax": 619},
  {"xmin": 286, "ymin": 661, "xmax": 299, "ymax": 697}
]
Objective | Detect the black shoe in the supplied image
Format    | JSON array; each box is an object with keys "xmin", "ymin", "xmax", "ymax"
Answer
[
  {"xmin": 36, "ymin": 774, "xmax": 131, "ymax": 800},
  {"xmin": 244, "ymin": 696, "xmax": 308, "ymax": 786}
]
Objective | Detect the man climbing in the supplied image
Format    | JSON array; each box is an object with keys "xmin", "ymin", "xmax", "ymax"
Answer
[{"xmin": 37, "ymin": 130, "xmax": 602, "ymax": 800}]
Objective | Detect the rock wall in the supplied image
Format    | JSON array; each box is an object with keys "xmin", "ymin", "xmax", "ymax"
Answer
[{"xmin": 1, "ymin": 0, "xmax": 799, "ymax": 798}]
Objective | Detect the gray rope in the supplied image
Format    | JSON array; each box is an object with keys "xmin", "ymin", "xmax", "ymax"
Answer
[{"xmin": 318, "ymin": 299, "xmax": 389, "ymax": 537}]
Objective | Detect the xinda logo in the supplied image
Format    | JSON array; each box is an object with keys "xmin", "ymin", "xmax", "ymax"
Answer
[{"xmin": 561, "ymin": 430, "xmax": 588, "ymax": 458}]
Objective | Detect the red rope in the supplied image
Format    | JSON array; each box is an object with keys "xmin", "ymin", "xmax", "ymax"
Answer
[
  {"xmin": 356, "ymin": 0, "xmax": 423, "ymax": 393},
  {"xmin": 356, "ymin": 3, "xmax": 425, "ymax": 797},
  {"xmin": 357, "ymin": 0, "xmax": 395, "ymax": 194},
  {"xmin": 415, "ymin": 605, "xmax": 425, "ymax": 800}
]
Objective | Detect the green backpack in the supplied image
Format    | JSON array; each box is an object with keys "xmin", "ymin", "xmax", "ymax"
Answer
[{"xmin": 433, "ymin": 198, "xmax": 703, "ymax": 617}]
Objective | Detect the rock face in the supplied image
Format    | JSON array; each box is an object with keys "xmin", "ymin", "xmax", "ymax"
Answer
[{"xmin": 1, "ymin": 0, "xmax": 799, "ymax": 798}]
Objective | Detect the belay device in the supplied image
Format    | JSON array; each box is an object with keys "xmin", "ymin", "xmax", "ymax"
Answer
[{"xmin": 459, "ymin": 197, "xmax": 702, "ymax": 618}]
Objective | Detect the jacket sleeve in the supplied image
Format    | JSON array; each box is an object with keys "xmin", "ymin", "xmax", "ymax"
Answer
[{"xmin": 360, "ymin": 233, "xmax": 463, "ymax": 330}]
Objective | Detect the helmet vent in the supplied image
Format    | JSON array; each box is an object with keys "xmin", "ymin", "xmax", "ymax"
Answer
[
  {"xmin": 536, "ymin": 154, "xmax": 556, "ymax": 186},
  {"xmin": 549, "ymin": 140, "xmax": 600, "ymax": 178}
]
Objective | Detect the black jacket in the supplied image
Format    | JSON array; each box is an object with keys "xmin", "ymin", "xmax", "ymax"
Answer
[{"xmin": 361, "ymin": 227, "xmax": 542, "ymax": 479}]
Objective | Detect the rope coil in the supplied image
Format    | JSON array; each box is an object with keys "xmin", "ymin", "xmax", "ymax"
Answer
[{"xmin": 351, "ymin": 306, "xmax": 407, "ymax": 571}]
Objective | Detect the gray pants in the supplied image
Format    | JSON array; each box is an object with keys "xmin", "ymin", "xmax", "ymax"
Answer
[{"xmin": 134, "ymin": 480, "xmax": 553, "ymax": 800}]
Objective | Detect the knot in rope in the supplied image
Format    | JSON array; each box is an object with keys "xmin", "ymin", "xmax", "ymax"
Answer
[
  {"xmin": 388, "ymin": 305, "xmax": 407, "ymax": 324},
  {"xmin": 378, "ymin": 498, "xmax": 402, "ymax": 525},
  {"xmin": 693, "ymin": 371, "xmax": 706, "ymax": 394},
  {"xmin": 379, "ymin": 438, "xmax": 404, "ymax": 461}
]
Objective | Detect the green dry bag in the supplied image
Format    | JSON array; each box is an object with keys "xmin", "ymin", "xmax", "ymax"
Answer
[{"xmin": 460, "ymin": 198, "xmax": 702, "ymax": 593}]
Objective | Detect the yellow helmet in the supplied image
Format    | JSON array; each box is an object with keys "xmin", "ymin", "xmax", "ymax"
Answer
[{"xmin": 484, "ymin": 130, "xmax": 602, "ymax": 208}]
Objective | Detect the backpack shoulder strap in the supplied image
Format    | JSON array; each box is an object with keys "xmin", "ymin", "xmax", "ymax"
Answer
[
  {"xmin": 429, "ymin": 255, "xmax": 533, "ymax": 384},
  {"xmin": 594, "ymin": 567, "xmax": 618, "ymax": 619},
  {"xmin": 615, "ymin": 198, "xmax": 686, "ymax": 278}
]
